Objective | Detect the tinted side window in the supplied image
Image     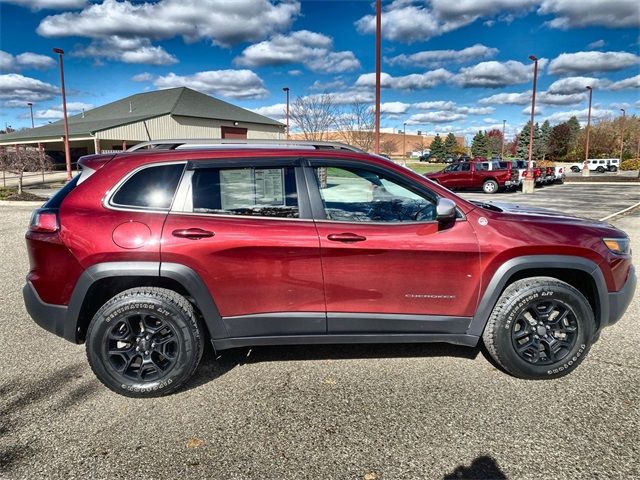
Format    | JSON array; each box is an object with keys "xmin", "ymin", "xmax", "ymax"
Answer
[
  {"xmin": 191, "ymin": 166, "xmax": 298, "ymax": 218},
  {"xmin": 314, "ymin": 166, "xmax": 436, "ymax": 223},
  {"xmin": 460, "ymin": 163, "xmax": 471, "ymax": 171},
  {"xmin": 112, "ymin": 163, "xmax": 184, "ymax": 209}
]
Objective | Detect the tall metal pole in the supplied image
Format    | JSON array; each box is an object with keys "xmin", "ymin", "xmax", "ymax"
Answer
[
  {"xmin": 583, "ymin": 86, "xmax": 593, "ymax": 177},
  {"xmin": 523, "ymin": 55, "xmax": 538, "ymax": 194},
  {"xmin": 282, "ymin": 87, "xmax": 290, "ymax": 139},
  {"xmin": 27, "ymin": 103, "xmax": 34, "ymax": 128},
  {"xmin": 374, "ymin": 0, "xmax": 381, "ymax": 154},
  {"xmin": 53, "ymin": 48, "xmax": 72, "ymax": 181},
  {"xmin": 619, "ymin": 108, "xmax": 626, "ymax": 163},
  {"xmin": 501, "ymin": 119, "xmax": 506, "ymax": 159}
]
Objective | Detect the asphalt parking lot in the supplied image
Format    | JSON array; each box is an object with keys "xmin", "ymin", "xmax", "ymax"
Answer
[{"xmin": 1, "ymin": 186, "xmax": 639, "ymax": 480}]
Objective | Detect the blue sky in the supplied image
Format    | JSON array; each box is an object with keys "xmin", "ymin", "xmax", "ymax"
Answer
[{"xmin": 1, "ymin": 0, "xmax": 638, "ymax": 141}]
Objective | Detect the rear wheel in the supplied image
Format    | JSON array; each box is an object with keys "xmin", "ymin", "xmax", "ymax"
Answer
[
  {"xmin": 570, "ymin": 166, "xmax": 580, "ymax": 173},
  {"xmin": 482, "ymin": 277, "xmax": 594, "ymax": 379},
  {"xmin": 86, "ymin": 287, "xmax": 204, "ymax": 397},
  {"xmin": 610, "ymin": 166, "xmax": 618, "ymax": 172},
  {"xmin": 482, "ymin": 179, "xmax": 499, "ymax": 194}
]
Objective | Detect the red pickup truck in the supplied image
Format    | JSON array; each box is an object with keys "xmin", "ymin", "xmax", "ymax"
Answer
[{"xmin": 426, "ymin": 161, "xmax": 519, "ymax": 194}]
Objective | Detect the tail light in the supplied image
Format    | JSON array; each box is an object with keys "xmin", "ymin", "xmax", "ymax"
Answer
[{"xmin": 29, "ymin": 209, "xmax": 59, "ymax": 233}]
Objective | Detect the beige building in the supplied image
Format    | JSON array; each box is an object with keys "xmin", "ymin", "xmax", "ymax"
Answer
[{"xmin": 0, "ymin": 87, "xmax": 284, "ymax": 164}]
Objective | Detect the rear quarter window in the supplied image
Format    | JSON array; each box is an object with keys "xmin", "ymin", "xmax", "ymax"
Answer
[{"xmin": 111, "ymin": 163, "xmax": 185, "ymax": 210}]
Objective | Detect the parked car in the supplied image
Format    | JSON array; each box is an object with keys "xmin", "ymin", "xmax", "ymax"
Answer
[
  {"xmin": 553, "ymin": 165, "xmax": 566, "ymax": 183},
  {"xmin": 426, "ymin": 160, "xmax": 520, "ymax": 193},
  {"xmin": 606, "ymin": 159, "xmax": 620, "ymax": 172},
  {"xmin": 24, "ymin": 139, "xmax": 635, "ymax": 397},
  {"xmin": 570, "ymin": 159, "xmax": 609, "ymax": 173}
]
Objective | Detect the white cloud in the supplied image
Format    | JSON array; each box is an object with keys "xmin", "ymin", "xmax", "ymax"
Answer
[
  {"xmin": 546, "ymin": 76, "xmax": 609, "ymax": 94},
  {"xmin": 153, "ymin": 70, "xmax": 268, "ymax": 99},
  {"xmin": 413, "ymin": 100, "xmax": 457, "ymax": 110},
  {"xmin": 2, "ymin": 0, "xmax": 86, "ymax": 9},
  {"xmin": 37, "ymin": 0, "xmax": 300, "ymax": 47},
  {"xmin": 479, "ymin": 91, "xmax": 531, "ymax": 105},
  {"xmin": 380, "ymin": 102, "xmax": 411, "ymax": 114},
  {"xmin": 609, "ymin": 75, "xmax": 640, "ymax": 91},
  {"xmin": 32, "ymin": 101, "xmax": 94, "ymax": 119},
  {"xmin": 544, "ymin": 107, "xmax": 615, "ymax": 124},
  {"xmin": 305, "ymin": 90, "xmax": 374, "ymax": 105},
  {"xmin": 288, "ymin": 70, "xmax": 303, "ymax": 76},
  {"xmin": 548, "ymin": 51, "xmax": 640, "ymax": 75},
  {"xmin": 355, "ymin": 68, "xmax": 453, "ymax": 90},
  {"xmin": 386, "ymin": 44, "xmax": 498, "ymax": 67},
  {"xmin": 454, "ymin": 59, "xmax": 547, "ymax": 88},
  {"xmin": 406, "ymin": 111, "xmax": 468, "ymax": 125},
  {"xmin": 0, "ymin": 50, "xmax": 56, "ymax": 72},
  {"xmin": 74, "ymin": 37, "xmax": 177, "ymax": 65},
  {"xmin": 587, "ymin": 39, "xmax": 605, "ymax": 49},
  {"xmin": 355, "ymin": 0, "xmax": 538, "ymax": 43},
  {"xmin": 235, "ymin": 30, "xmax": 359, "ymax": 73},
  {"xmin": 537, "ymin": 92, "xmax": 586, "ymax": 105},
  {"xmin": 310, "ymin": 79, "xmax": 347, "ymax": 91},
  {"xmin": 131, "ymin": 72, "xmax": 153, "ymax": 82},
  {"xmin": 250, "ymin": 103, "xmax": 286, "ymax": 120},
  {"xmin": 0, "ymin": 73, "xmax": 58, "ymax": 103},
  {"xmin": 539, "ymin": 0, "xmax": 640, "ymax": 29}
]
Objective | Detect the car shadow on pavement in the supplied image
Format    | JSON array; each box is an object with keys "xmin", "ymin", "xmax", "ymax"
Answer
[
  {"xmin": 443, "ymin": 455, "xmax": 508, "ymax": 480},
  {"xmin": 184, "ymin": 342, "xmax": 481, "ymax": 392}
]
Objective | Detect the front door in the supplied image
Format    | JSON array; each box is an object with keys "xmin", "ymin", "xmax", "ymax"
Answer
[
  {"xmin": 306, "ymin": 161, "xmax": 481, "ymax": 334},
  {"xmin": 162, "ymin": 160, "xmax": 326, "ymax": 338}
]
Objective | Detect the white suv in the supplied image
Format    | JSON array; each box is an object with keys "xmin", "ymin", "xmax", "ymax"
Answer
[{"xmin": 570, "ymin": 159, "xmax": 609, "ymax": 173}]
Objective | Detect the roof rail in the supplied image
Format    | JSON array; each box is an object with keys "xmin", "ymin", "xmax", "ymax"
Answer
[{"xmin": 125, "ymin": 138, "xmax": 365, "ymax": 153}]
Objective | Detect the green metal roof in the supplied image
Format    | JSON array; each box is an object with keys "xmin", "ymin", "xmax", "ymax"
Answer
[{"xmin": 0, "ymin": 87, "xmax": 283, "ymax": 143}]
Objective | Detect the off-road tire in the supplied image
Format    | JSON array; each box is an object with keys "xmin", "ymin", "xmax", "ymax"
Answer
[
  {"xmin": 482, "ymin": 179, "xmax": 499, "ymax": 194},
  {"xmin": 482, "ymin": 277, "xmax": 594, "ymax": 379},
  {"xmin": 86, "ymin": 287, "xmax": 204, "ymax": 397}
]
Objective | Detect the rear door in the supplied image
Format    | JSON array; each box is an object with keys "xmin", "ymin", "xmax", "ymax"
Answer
[{"xmin": 162, "ymin": 158, "xmax": 326, "ymax": 338}]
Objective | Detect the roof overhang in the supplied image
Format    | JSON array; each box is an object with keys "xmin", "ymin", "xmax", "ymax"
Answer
[{"xmin": 0, "ymin": 136, "xmax": 95, "ymax": 146}]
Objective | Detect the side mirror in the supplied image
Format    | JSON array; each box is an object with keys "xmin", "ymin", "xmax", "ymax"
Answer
[{"xmin": 436, "ymin": 198, "xmax": 457, "ymax": 222}]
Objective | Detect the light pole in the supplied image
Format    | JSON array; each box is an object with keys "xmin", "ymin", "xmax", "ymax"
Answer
[
  {"xmin": 282, "ymin": 87, "xmax": 290, "ymax": 139},
  {"xmin": 619, "ymin": 108, "xmax": 626, "ymax": 165},
  {"xmin": 27, "ymin": 102, "xmax": 34, "ymax": 128},
  {"xmin": 501, "ymin": 119, "xmax": 506, "ymax": 159},
  {"xmin": 374, "ymin": 0, "xmax": 381, "ymax": 154},
  {"xmin": 402, "ymin": 122, "xmax": 406, "ymax": 159},
  {"xmin": 523, "ymin": 55, "xmax": 538, "ymax": 194},
  {"xmin": 583, "ymin": 86, "xmax": 593, "ymax": 177},
  {"xmin": 53, "ymin": 48, "xmax": 72, "ymax": 181}
]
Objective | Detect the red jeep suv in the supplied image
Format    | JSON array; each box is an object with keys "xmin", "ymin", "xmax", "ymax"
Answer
[{"xmin": 23, "ymin": 140, "xmax": 636, "ymax": 397}]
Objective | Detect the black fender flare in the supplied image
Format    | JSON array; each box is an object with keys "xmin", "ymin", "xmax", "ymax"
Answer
[
  {"xmin": 467, "ymin": 255, "xmax": 608, "ymax": 337},
  {"xmin": 67, "ymin": 262, "xmax": 227, "ymax": 342}
]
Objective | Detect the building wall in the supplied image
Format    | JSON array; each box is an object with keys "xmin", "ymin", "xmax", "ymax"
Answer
[{"xmin": 96, "ymin": 114, "xmax": 283, "ymax": 142}]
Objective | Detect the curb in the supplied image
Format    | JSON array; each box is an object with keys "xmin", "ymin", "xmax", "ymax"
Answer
[{"xmin": 0, "ymin": 200, "xmax": 45, "ymax": 207}]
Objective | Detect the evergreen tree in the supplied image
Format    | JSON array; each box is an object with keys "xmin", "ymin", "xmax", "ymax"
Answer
[
  {"xmin": 539, "ymin": 120, "xmax": 552, "ymax": 160},
  {"xmin": 516, "ymin": 122, "xmax": 531, "ymax": 159},
  {"xmin": 471, "ymin": 131, "xmax": 488, "ymax": 158},
  {"xmin": 429, "ymin": 134, "xmax": 445, "ymax": 160},
  {"xmin": 486, "ymin": 129, "xmax": 503, "ymax": 158},
  {"xmin": 444, "ymin": 132, "xmax": 457, "ymax": 157},
  {"xmin": 532, "ymin": 122, "xmax": 543, "ymax": 160}
]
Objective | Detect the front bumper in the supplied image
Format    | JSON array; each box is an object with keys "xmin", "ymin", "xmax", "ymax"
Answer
[
  {"xmin": 606, "ymin": 266, "xmax": 637, "ymax": 326},
  {"xmin": 23, "ymin": 281, "xmax": 75, "ymax": 342}
]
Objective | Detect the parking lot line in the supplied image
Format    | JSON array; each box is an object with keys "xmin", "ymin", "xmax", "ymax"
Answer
[{"xmin": 599, "ymin": 201, "xmax": 640, "ymax": 222}]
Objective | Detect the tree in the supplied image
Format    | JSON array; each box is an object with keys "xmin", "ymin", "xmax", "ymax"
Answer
[
  {"xmin": 516, "ymin": 122, "xmax": 531, "ymax": 159},
  {"xmin": 429, "ymin": 134, "xmax": 445, "ymax": 160},
  {"xmin": 380, "ymin": 138, "xmax": 398, "ymax": 156},
  {"xmin": 486, "ymin": 129, "xmax": 503, "ymax": 158},
  {"xmin": 336, "ymin": 101, "xmax": 374, "ymax": 151},
  {"xmin": 539, "ymin": 120, "xmax": 552, "ymax": 160},
  {"xmin": 0, "ymin": 147, "xmax": 52, "ymax": 194},
  {"xmin": 471, "ymin": 131, "xmax": 488, "ymax": 158},
  {"xmin": 413, "ymin": 135, "xmax": 429, "ymax": 156},
  {"xmin": 289, "ymin": 93, "xmax": 339, "ymax": 141},
  {"xmin": 444, "ymin": 132, "xmax": 458, "ymax": 157},
  {"xmin": 548, "ymin": 123, "xmax": 572, "ymax": 160}
]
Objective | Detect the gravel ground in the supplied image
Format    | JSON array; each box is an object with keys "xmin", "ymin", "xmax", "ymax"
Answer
[{"xmin": 0, "ymin": 194, "xmax": 638, "ymax": 480}]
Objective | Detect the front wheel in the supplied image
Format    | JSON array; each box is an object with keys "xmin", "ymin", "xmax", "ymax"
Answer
[
  {"xmin": 482, "ymin": 179, "xmax": 499, "ymax": 194},
  {"xmin": 86, "ymin": 287, "xmax": 204, "ymax": 397},
  {"xmin": 610, "ymin": 166, "xmax": 618, "ymax": 172},
  {"xmin": 596, "ymin": 166, "xmax": 606, "ymax": 173},
  {"xmin": 482, "ymin": 277, "xmax": 594, "ymax": 379}
]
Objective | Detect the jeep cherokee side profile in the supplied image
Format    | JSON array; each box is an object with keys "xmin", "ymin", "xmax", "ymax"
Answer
[{"xmin": 23, "ymin": 140, "xmax": 636, "ymax": 397}]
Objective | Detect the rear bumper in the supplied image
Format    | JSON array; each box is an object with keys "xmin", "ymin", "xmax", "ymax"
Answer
[
  {"xmin": 23, "ymin": 281, "xmax": 75, "ymax": 342},
  {"xmin": 606, "ymin": 266, "xmax": 637, "ymax": 326}
]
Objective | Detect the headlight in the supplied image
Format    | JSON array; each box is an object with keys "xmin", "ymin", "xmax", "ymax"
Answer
[{"xmin": 603, "ymin": 237, "xmax": 631, "ymax": 255}]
